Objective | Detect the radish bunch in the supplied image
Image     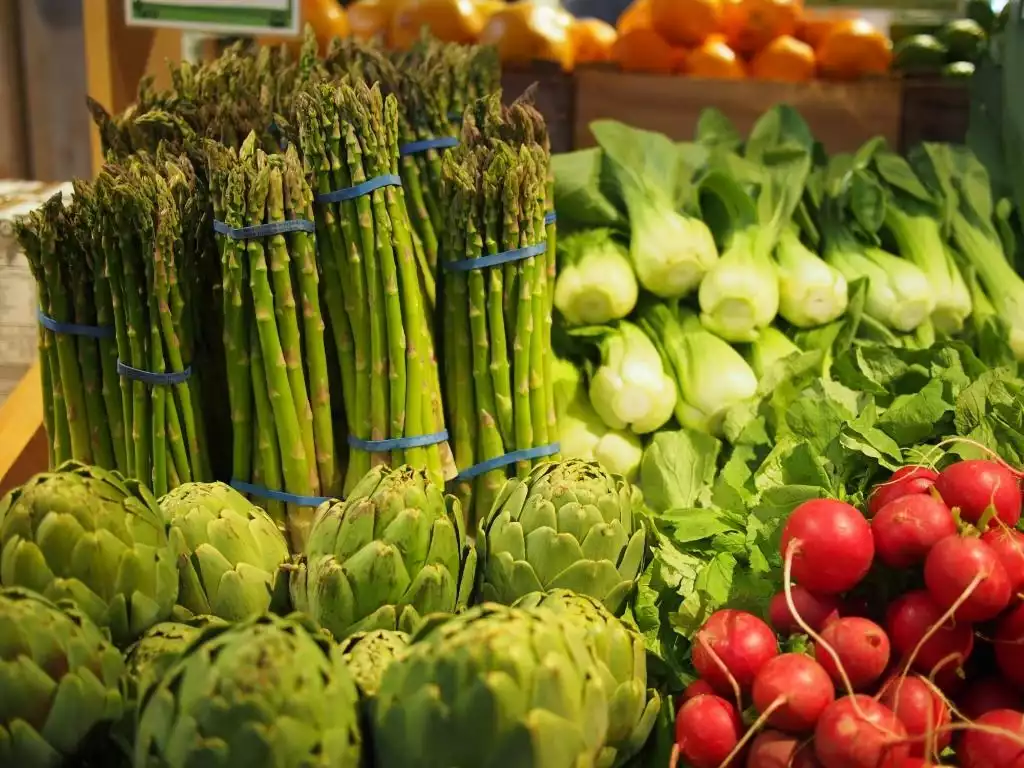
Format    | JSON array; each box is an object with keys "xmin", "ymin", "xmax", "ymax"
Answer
[{"xmin": 672, "ymin": 457, "xmax": 1024, "ymax": 768}]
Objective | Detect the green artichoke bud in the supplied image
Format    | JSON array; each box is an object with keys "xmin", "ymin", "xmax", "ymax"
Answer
[
  {"xmin": 290, "ymin": 465, "xmax": 477, "ymax": 639},
  {"xmin": 0, "ymin": 587, "xmax": 126, "ymax": 767},
  {"xmin": 122, "ymin": 616, "xmax": 228, "ymax": 710},
  {"xmin": 373, "ymin": 603, "xmax": 613, "ymax": 768},
  {"xmin": 477, "ymin": 460, "xmax": 646, "ymax": 614},
  {"xmin": 514, "ymin": 589, "xmax": 661, "ymax": 765},
  {"xmin": 0, "ymin": 461, "xmax": 178, "ymax": 645},
  {"xmin": 159, "ymin": 482, "xmax": 290, "ymax": 621},
  {"xmin": 134, "ymin": 613, "xmax": 362, "ymax": 768},
  {"xmin": 339, "ymin": 629, "xmax": 410, "ymax": 700}
]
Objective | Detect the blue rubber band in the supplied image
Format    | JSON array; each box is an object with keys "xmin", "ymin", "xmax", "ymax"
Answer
[
  {"xmin": 456, "ymin": 443, "xmax": 561, "ymax": 481},
  {"xmin": 544, "ymin": 211, "xmax": 557, "ymax": 226},
  {"xmin": 230, "ymin": 479, "xmax": 332, "ymax": 508},
  {"xmin": 213, "ymin": 219, "xmax": 315, "ymax": 240},
  {"xmin": 347, "ymin": 430, "xmax": 449, "ymax": 452},
  {"xmin": 315, "ymin": 174, "xmax": 401, "ymax": 204},
  {"xmin": 443, "ymin": 242, "xmax": 547, "ymax": 273},
  {"xmin": 37, "ymin": 309, "xmax": 115, "ymax": 339},
  {"xmin": 399, "ymin": 137, "xmax": 459, "ymax": 157},
  {"xmin": 117, "ymin": 359, "xmax": 192, "ymax": 386}
]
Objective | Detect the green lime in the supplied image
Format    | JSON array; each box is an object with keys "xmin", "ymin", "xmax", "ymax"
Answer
[
  {"xmin": 892, "ymin": 34, "xmax": 949, "ymax": 72},
  {"xmin": 942, "ymin": 60, "xmax": 976, "ymax": 78},
  {"xmin": 940, "ymin": 18, "xmax": 988, "ymax": 62}
]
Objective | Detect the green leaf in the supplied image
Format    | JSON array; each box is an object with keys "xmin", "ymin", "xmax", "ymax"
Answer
[
  {"xmin": 640, "ymin": 430, "xmax": 722, "ymax": 512},
  {"xmin": 661, "ymin": 507, "xmax": 737, "ymax": 544},
  {"xmin": 551, "ymin": 148, "xmax": 626, "ymax": 231}
]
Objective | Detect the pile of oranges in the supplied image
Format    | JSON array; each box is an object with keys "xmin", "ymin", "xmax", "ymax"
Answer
[
  {"xmin": 261, "ymin": 0, "xmax": 894, "ymax": 82},
  {"xmin": 612, "ymin": 0, "xmax": 894, "ymax": 81}
]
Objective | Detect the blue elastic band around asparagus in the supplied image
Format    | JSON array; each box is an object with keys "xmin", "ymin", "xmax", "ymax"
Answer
[
  {"xmin": 399, "ymin": 136, "xmax": 459, "ymax": 157},
  {"xmin": 347, "ymin": 430, "xmax": 449, "ymax": 453},
  {"xmin": 456, "ymin": 443, "xmax": 561, "ymax": 481},
  {"xmin": 544, "ymin": 211, "xmax": 557, "ymax": 226},
  {"xmin": 117, "ymin": 360, "xmax": 192, "ymax": 386},
  {"xmin": 443, "ymin": 241, "xmax": 547, "ymax": 273},
  {"xmin": 315, "ymin": 174, "xmax": 402, "ymax": 204},
  {"xmin": 37, "ymin": 309, "xmax": 115, "ymax": 339},
  {"xmin": 230, "ymin": 479, "xmax": 333, "ymax": 508},
  {"xmin": 213, "ymin": 219, "xmax": 315, "ymax": 240}
]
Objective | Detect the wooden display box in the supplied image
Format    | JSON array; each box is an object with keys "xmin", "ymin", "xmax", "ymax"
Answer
[
  {"xmin": 573, "ymin": 67, "xmax": 904, "ymax": 155},
  {"xmin": 502, "ymin": 62, "xmax": 576, "ymax": 155},
  {"xmin": 899, "ymin": 76, "xmax": 970, "ymax": 152}
]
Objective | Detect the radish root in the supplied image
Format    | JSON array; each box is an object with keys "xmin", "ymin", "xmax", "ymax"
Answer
[
  {"xmin": 714, "ymin": 698, "xmax": 786, "ymax": 768},
  {"xmin": 696, "ymin": 632, "xmax": 744, "ymax": 714},
  {"xmin": 894, "ymin": 572, "xmax": 981, "ymax": 683}
]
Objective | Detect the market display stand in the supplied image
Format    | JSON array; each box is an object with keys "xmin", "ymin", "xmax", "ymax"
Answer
[{"xmin": 0, "ymin": 363, "xmax": 44, "ymax": 496}]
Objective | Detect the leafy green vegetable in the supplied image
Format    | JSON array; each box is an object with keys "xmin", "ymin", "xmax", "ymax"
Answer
[
  {"xmin": 589, "ymin": 121, "xmax": 718, "ymax": 299},
  {"xmin": 554, "ymin": 229, "xmax": 638, "ymax": 325}
]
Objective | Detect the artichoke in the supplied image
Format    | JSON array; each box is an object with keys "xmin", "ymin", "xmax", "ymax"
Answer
[
  {"xmin": 477, "ymin": 460, "xmax": 646, "ymax": 614},
  {"xmin": 515, "ymin": 590, "xmax": 660, "ymax": 765},
  {"xmin": 122, "ymin": 616, "xmax": 228, "ymax": 709},
  {"xmin": 159, "ymin": 482, "xmax": 290, "ymax": 621},
  {"xmin": 339, "ymin": 629, "xmax": 410, "ymax": 699},
  {"xmin": 134, "ymin": 613, "xmax": 363, "ymax": 768},
  {"xmin": 372, "ymin": 603, "xmax": 613, "ymax": 768},
  {"xmin": 290, "ymin": 465, "xmax": 476, "ymax": 639},
  {"xmin": 0, "ymin": 461, "xmax": 178, "ymax": 644},
  {"xmin": 0, "ymin": 587, "xmax": 126, "ymax": 768}
]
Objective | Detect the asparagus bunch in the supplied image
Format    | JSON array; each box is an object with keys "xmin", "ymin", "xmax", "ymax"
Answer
[
  {"xmin": 296, "ymin": 79, "xmax": 453, "ymax": 496},
  {"xmin": 207, "ymin": 135, "xmax": 336, "ymax": 549},
  {"xmin": 440, "ymin": 97, "xmax": 559, "ymax": 526},
  {"xmin": 325, "ymin": 39, "xmax": 456, "ymax": 286},
  {"xmin": 87, "ymin": 31, "xmax": 322, "ymax": 160},
  {"xmin": 397, "ymin": 32, "xmax": 500, "ymax": 134},
  {"xmin": 15, "ymin": 195, "xmax": 124, "ymax": 472}
]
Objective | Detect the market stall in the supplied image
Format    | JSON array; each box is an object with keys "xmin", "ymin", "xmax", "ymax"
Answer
[{"xmin": 0, "ymin": 0, "xmax": 1022, "ymax": 766}]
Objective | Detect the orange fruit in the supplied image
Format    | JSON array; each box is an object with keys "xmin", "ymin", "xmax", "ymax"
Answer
[
  {"xmin": 347, "ymin": 0, "xmax": 401, "ymax": 44},
  {"xmin": 259, "ymin": 0, "xmax": 350, "ymax": 53},
  {"xmin": 478, "ymin": 2, "xmax": 574, "ymax": 71},
  {"xmin": 797, "ymin": 9, "xmax": 858, "ymax": 49},
  {"xmin": 728, "ymin": 0, "xmax": 802, "ymax": 55},
  {"xmin": 816, "ymin": 18, "xmax": 892, "ymax": 80},
  {"xmin": 390, "ymin": 0, "xmax": 484, "ymax": 50},
  {"xmin": 616, "ymin": 0, "xmax": 653, "ymax": 35},
  {"xmin": 751, "ymin": 34, "xmax": 816, "ymax": 81},
  {"xmin": 687, "ymin": 37, "xmax": 747, "ymax": 78},
  {"xmin": 571, "ymin": 17, "xmax": 618, "ymax": 65},
  {"xmin": 650, "ymin": 0, "xmax": 725, "ymax": 47},
  {"xmin": 611, "ymin": 28, "xmax": 678, "ymax": 73}
]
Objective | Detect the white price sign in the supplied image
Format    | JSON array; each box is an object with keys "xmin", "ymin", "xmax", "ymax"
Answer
[{"xmin": 126, "ymin": 0, "xmax": 300, "ymax": 35}]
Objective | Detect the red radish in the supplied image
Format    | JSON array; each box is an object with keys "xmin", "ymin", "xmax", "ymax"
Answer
[
  {"xmin": 959, "ymin": 678, "xmax": 1024, "ymax": 721},
  {"xmin": 995, "ymin": 603, "xmax": 1024, "ymax": 687},
  {"xmin": 888, "ymin": 760, "xmax": 938, "ymax": 768},
  {"xmin": 691, "ymin": 609, "xmax": 779, "ymax": 695},
  {"xmin": 878, "ymin": 675, "xmax": 952, "ymax": 757},
  {"xmin": 933, "ymin": 459, "xmax": 1022, "ymax": 528},
  {"xmin": 871, "ymin": 495, "xmax": 957, "ymax": 568},
  {"xmin": 683, "ymin": 679, "xmax": 716, "ymax": 701},
  {"xmin": 813, "ymin": 695, "xmax": 910, "ymax": 768},
  {"xmin": 752, "ymin": 653, "xmax": 835, "ymax": 733},
  {"xmin": 745, "ymin": 730, "xmax": 822, "ymax": 767},
  {"xmin": 781, "ymin": 499, "xmax": 875, "ymax": 595},
  {"xmin": 886, "ymin": 591, "xmax": 974, "ymax": 678},
  {"xmin": 982, "ymin": 528, "xmax": 1024, "ymax": 595},
  {"xmin": 814, "ymin": 617, "xmax": 890, "ymax": 691},
  {"xmin": 675, "ymin": 694, "xmax": 744, "ymax": 768},
  {"xmin": 769, "ymin": 586, "xmax": 841, "ymax": 636},
  {"xmin": 868, "ymin": 466, "xmax": 939, "ymax": 518},
  {"xmin": 957, "ymin": 709, "xmax": 1024, "ymax": 768},
  {"xmin": 924, "ymin": 535, "xmax": 1011, "ymax": 622}
]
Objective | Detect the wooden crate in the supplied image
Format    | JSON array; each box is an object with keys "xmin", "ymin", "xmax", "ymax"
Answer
[
  {"xmin": 573, "ymin": 67, "xmax": 904, "ymax": 154},
  {"xmin": 502, "ymin": 62, "xmax": 576, "ymax": 155},
  {"xmin": 899, "ymin": 77, "xmax": 970, "ymax": 152}
]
